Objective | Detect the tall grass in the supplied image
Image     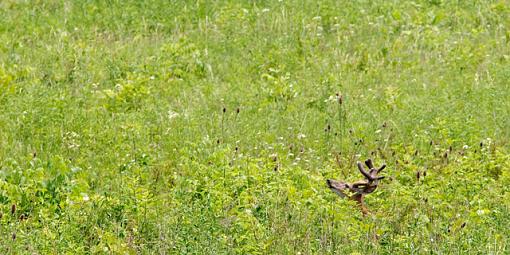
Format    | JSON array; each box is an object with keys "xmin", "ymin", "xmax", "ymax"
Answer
[{"xmin": 0, "ymin": 0, "xmax": 509, "ymax": 253}]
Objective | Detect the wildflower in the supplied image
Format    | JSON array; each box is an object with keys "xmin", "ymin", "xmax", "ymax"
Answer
[
  {"xmin": 168, "ymin": 110, "xmax": 179, "ymax": 120},
  {"xmin": 336, "ymin": 93, "xmax": 343, "ymax": 105}
]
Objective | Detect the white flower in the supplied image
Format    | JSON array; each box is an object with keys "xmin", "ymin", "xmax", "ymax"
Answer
[
  {"xmin": 476, "ymin": 209, "xmax": 486, "ymax": 216},
  {"xmin": 168, "ymin": 110, "xmax": 179, "ymax": 120},
  {"xmin": 297, "ymin": 133, "xmax": 306, "ymax": 139},
  {"xmin": 324, "ymin": 95, "xmax": 336, "ymax": 103}
]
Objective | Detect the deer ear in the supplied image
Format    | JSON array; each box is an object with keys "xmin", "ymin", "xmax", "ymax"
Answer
[{"xmin": 326, "ymin": 179, "xmax": 349, "ymax": 198}]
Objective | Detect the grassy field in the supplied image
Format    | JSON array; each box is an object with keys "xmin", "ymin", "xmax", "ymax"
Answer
[{"xmin": 1, "ymin": 0, "xmax": 509, "ymax": 254}]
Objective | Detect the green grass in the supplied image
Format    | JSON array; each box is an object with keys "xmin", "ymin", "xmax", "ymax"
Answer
[{"xmin": 1, "ymin": 0, "xmax": 509, "ymax": 253}]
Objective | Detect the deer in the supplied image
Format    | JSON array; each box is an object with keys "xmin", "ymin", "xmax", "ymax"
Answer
[{"xmin": 326, "ymin": 159, "xmax": 386, "ymax": 216}]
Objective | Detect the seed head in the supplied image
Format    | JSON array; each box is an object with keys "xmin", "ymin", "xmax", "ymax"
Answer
[{"xmin": 336, "ymin": 93, "xmax": 343, "ymax": 105}]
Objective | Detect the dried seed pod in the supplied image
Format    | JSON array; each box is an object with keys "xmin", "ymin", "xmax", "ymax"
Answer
[
  {"xmin": 11, "ymin": 204, "xmax": 16, "ymax": 215},
  {"xmin": 336, "ymin": 93, "xmax": 343, "ymax": 105}
]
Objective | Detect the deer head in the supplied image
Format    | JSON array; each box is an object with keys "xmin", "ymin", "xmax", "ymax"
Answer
[{"xmin": 326, "ymin": 159, "xmax": 386, "ymax": 215}]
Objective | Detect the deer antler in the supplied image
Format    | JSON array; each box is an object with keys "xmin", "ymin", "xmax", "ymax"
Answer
[{"xmin": 326, "ymin": 158, "xmax": 386, "ymax": 216}]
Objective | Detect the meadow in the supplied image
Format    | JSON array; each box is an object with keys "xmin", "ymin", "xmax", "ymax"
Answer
[{"xmin": 0, "ymin": 0, "xmax": 509, "ymax": 254}]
